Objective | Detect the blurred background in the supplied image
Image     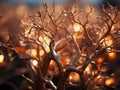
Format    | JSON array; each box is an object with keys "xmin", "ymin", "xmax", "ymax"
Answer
[
  {"xmin": 0, "ymin": 0, "xmax": 120, "ymax": 6},
  {"xmin": 0, "ymin": 0, "xmax": 120, "ymax": 90}
]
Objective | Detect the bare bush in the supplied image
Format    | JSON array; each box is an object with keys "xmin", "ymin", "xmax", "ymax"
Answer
[{"xmin": 0, "ymin": 2, "xmax": 120, "ymax": 90}]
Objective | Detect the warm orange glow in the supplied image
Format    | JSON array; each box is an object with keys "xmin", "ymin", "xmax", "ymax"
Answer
[
  {"xmin": 84, "ymin": 64, "xmax": 92, "ymax": 75},
  {"xmin": 24, "ymin": 27, "xmax": 32, "ymax": 37},
  {"xmin": 25, "ymin": 28, "xmax": 36, "ymax": 38},
  {"xmin": 105, "ymin": 77, "xmax": 115, "ymax": 86},
  {"xmin": 31, "ymin": 59, "xmax": 38, "ymax": 66},
  {"xmin": 111, "ymin": 25, "xmax": 115, "ymax": 33},
  {"xmin": 25, "ymin": 49, "xmax": 37, "ymax": 57},
  {"xmin": 49, "ymin": 60, "xmax": 57, "ymax": 70},
  {"xmin": 61, "ymin": 58, "xmax": 71, "ymax": 67},
  {"xmin": 73, "ymin": 23, "xmax": 82, "ymax": 32},
  {"xmin": 94, "ymin": 75, "xmax": 101, "ymax": 82},
  {"xmin": 0, "ymin": 55, "xmax": 4, "ymax": 63},
  {"xmin": 50, "ymin": 60, "xmax": 56, "ymax": 66},
  {"xmin": 74, "ymin": 32, "xmax": 79, "ymax": 38},
  {"xmin": 69, "ymin": 72, "xmax": 80, "ymax": 83},
  {"xmin": 97, "ymin": 58, "xmax": 103, "ymax": 64},
  {"xmin": 85, "ymin": 66, "xmax": 90, "ymax": 72},
  {"xmin": 39, "ymin": 36, "xmax": 51, "ymax": 53},
  {"xmin": 76, "ymin": 65, "xmax": 83, "ymax": 69},
  {"xmin": 44, "ymin": 46, "xmax": 50, "ymax": 53},
  {"xmin": 39, "ymin": 49, "xmax": 45, "ymax": 56},
  {"xmin": 97, "ymin": 77, "xmax": 104, "ymax": 85},
  {"xmin": 65, "ymin": 58, "xmax": 71, "ymax": 64},
  {"xmin": 91, "ymin": 70, "xmax": 98, "ymax": 76},
  {"xmin": 103, "ymin": 36, "xmax": 113, "ymax": 46},
  {"xmin": 39, "ymin": 36, "xmax": 51, "ymax": 45},
  {"xmin": 108, "ymin": 52, "xmax": 116, "ymax": 60},
  {"xmin": 94, "ymin": 75, "xmax": 105, "ymax": 85},
  {"xmin": 63, "ymin": 68, "xmax": 66, "ymax": 72},
  {"xmin": 0, "ymin": 55, "xmax": 6, "ymax": 67},
  {"xmin": 14, "ymin": 47, "xmax": 26, "ymax": 53}
]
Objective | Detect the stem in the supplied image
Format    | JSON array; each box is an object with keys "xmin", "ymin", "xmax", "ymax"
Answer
[
  {"xmin": 80, "ymin": 72, "xmax": 87, "ymax": 90},
  {"xmin": 41, "ymin": 53, "xmax": 51, "ymax": 76}
]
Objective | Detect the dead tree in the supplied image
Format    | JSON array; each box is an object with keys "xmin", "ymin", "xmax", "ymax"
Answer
[
  {"xmin": 0, "ymin": 2, "xmax": 120, "ymax": 90},
  {"xmin": 19, "ymin": 3, "xmax": 120, "ymax": 90}
]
